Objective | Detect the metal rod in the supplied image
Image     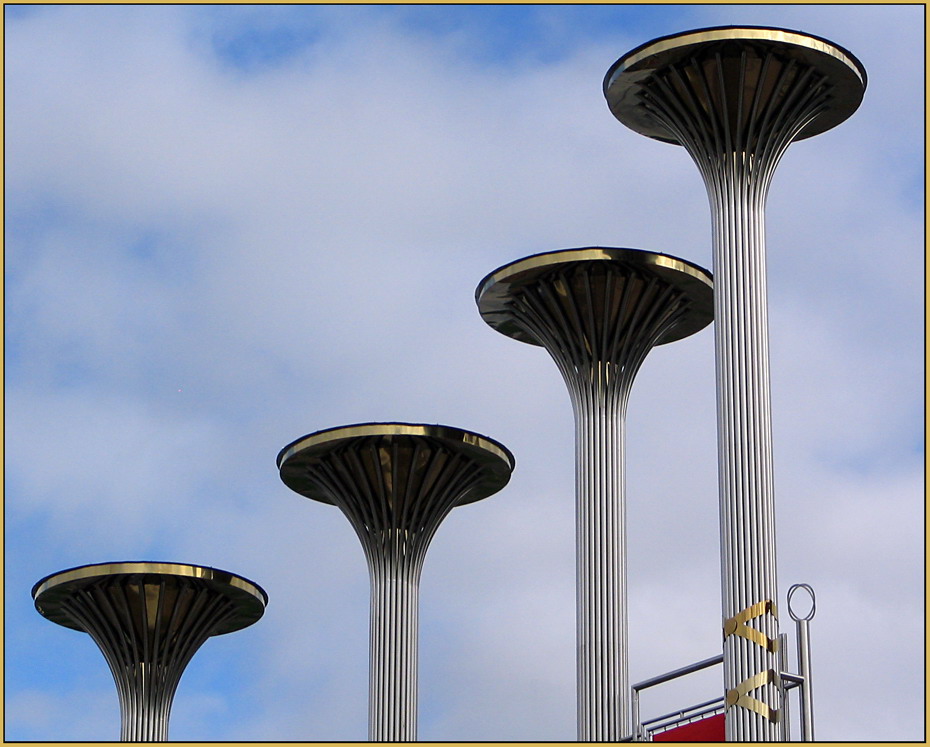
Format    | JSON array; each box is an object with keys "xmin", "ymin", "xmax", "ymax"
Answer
[
  {"xmin": 779, "ymin": 632, "xmax": 791, "ymax": 741},
  {"xmin": 797, "ymin": 619, "xmax": 814, "ymax": 740},
  {"xmin": 788, "ymin": 583, "xmax": 816, "ymax": 741},
  {"xmin": 632, "ymin": 654, "xmax": 723, "ymax": 692},
  {"xmin": 631, "ymin": 687, "xmax": 641, "ymax": 741}
]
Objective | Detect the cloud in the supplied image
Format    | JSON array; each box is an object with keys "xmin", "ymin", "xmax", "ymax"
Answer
[{"xmin": 5, "ymin": 687, "xmax": 118, "ymax": 741}]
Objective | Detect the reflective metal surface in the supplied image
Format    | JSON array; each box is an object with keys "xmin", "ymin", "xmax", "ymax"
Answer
[
  {"xmin": 477, "ymin": 247, "xmax": 713, "ymax": 347},
  {"xmin": 604, "ymin": 27, "xmax": 865, "ymax": 741},
  {"xmin": 778, "ymin": 632, "xmax": 792, "ymax": 740},
  {"xmin": 604, "ymin": 25, "xmax": 866, "ymax": 145},
  {"xmin": 477, "ymin": 249, "xmax": 712, "ymax": 741},
  {"xmin": 33, "ymin": 561, "xmax": 267, "ymax": 741},
  {"xmin": 788, "ymin": 583, "xmax": 817, "ymax": 741},
  {"xmin": 278, "ymin": 422, "xmax": 514, "ymax": 742}
]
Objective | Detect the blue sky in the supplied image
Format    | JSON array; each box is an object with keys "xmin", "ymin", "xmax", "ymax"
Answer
[{"xmin": 5, "ymin": 4, "xmax": 924, "ymax": 741}]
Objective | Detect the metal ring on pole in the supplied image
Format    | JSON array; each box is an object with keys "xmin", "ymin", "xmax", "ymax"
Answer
[{"xmin": 787, "ymin": 584, "xmax": 816, "ymax": 622}]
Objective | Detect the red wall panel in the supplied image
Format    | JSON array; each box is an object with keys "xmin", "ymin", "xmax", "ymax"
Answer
[{"xmin": 653, "ymin": 713, "xmax": 725, "ymax": 742}]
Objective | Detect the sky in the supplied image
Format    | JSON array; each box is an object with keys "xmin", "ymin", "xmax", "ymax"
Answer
[{"xmin": 4, "ymin": 3, "xmax": 924, "ymax": 742}]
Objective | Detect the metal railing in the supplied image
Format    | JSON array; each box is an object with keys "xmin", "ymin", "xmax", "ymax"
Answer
[{"xmin": 629, "ymin": 654, "xmax": 723, "ymax": 741}]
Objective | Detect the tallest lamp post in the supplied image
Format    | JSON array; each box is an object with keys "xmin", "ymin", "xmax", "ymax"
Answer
[{"xmin": 604, "ymin": 27, "xmax": 866, "ymax": 740}]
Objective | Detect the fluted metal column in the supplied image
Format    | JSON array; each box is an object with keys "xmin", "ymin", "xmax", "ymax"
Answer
[
  {"xmin": 604, "ymin": 27, "xmax": 866, "ymax": 740},
  {"xmin": 477, "ymin": 248, "xmax": 713, "ymax": 740},
  {"xmin": 277, "ymin": 422, "xmax": 514, "ymax": 741},
  {"xmin": 32, "ymin": 562, "xmax": 268, "ymax": 741}
]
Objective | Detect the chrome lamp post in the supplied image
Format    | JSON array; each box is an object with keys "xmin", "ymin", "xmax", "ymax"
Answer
[
  {"xmin": 32, "ymin": 561, "xmax": 267, "ymax": 742},
  {"xmin": 603, "ymin": 27, "xmax": 866, "ymax": 740},
  {"xmin": 476, "ymin": 248, "xmax": 713, "ymax": 740},
  {"xmin": 277, "ymin": 422, "xmax": 514, "ymax": 742}
]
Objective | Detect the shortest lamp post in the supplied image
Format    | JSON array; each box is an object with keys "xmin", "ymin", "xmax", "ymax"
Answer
[
  {"xmin": 33, "ymin": 561, "xmax": 268, "ymax": 742},
  {"xmin": 278, "ymin": 422, "xmax": 514, "ymax": 742}
]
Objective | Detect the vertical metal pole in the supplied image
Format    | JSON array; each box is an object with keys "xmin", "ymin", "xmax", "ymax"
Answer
[
  {"xmin": 631, "ymin": 686, "xmax": 641, "ymax": 741},
  {"xmin": 572, "ymin": 372, "xmax": 628, "ymax": 741},
  {"xmin": 368, "ymin": 549, "xmax": 420, "ymax": 741},
  {"xmin": 788, "ymin": 583, "xmax": 816, "ymax": 741},
  {"xmin": 796, "ymin": 620, "xmax": 814, "ymax": 741},
  {"xmin": 778, "ymin": 632, "xmax": 791, "ymax": 741},
  {"xmin": 603, "ymin": 29, "xmax": 866, "ymax": 740}
]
